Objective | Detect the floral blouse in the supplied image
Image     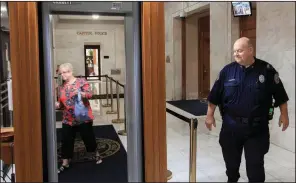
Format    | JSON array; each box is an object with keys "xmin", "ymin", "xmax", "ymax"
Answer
[{"xmin": 58, "ymin": 78, "xmax": 94, "ymax": 126}]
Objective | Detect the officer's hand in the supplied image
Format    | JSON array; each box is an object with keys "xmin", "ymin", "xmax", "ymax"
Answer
[
  {"xmin": 279, "ymin": 113, "xmax": 289, "ymax": 131},
  {"xmin": 205, "ymin": 115, "xmax": 216, "ymax": 131}
]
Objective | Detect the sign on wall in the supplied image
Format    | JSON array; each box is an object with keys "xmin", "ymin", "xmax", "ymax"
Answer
[
  {"xmin": 77, "ymin": 31, "xmax": 108, "ymax": 36},
  {"xmin": 111, "ymin": 2, "xmax": 122, "ymax": 10}
]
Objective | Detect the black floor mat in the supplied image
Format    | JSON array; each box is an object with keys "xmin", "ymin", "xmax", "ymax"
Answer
[
  {"xmin": 167, "ymin": 99, "xmax": 208, "ymax": 116},
  {"xmin": 56, "ymin": 125, "xmax": 127, "ymax": 182}
]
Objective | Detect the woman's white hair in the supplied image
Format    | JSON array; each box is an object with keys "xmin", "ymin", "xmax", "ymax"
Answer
[{"xmin": 59, "ymin": 63, "xmax": 73, "ymax": 72}]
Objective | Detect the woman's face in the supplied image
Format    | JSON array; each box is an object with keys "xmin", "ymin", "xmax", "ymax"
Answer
[{"xmin": 59, "ymin": 67, "xmax": 73, "ymax": 81}]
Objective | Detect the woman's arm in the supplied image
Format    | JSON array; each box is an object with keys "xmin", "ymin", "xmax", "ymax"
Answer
[
  {"xmin": 80, "ymin": 79, "xmax": 92, "ymax": 99},
  {"xmin": 56, "ymin": 85, "xmax": 65, "ymax": 109}
]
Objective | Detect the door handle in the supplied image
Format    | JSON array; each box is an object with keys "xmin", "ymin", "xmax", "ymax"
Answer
[{"xmin": 203, "ymin": 65, "xmax": 207, "ymax": 78}]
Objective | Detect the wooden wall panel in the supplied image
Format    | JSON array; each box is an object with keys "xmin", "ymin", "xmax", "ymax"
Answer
[
  {"xmin": 142, "ymin": 2, "xmax": 167, "ymax": 182},
  {"xmin": 8, "ymin": 2, "xmax": 43, "ymax": 182}
]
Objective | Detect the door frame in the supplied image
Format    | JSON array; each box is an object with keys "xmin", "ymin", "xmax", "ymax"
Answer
[
  {"xmin": 181, "ymin": 17, "xmax": 186, "ymax": 100},
  {"xmin": 40, "ymin": 2, "xmax": 142, "ymax": 182},
  {"xmin": 197, "ymin": 13, "xmax": 210, "ymax": 99},
  {"xmin": 9, "ymin": 1, "xmax": 166, "ymax": 182}
]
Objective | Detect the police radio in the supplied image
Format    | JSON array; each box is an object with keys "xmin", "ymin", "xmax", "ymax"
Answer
[{"xmin": 268, "ymin": 100, "xmax": 275, "ymax": 120}]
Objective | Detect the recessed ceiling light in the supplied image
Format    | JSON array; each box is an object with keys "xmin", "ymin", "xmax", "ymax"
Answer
[
  {"xmin": 92, "ymin": 15, "xmax": 99, "ymax": 19},
  {"xmin": 1, "ymin": 6, "xmax": 7, "ymax": 12}
]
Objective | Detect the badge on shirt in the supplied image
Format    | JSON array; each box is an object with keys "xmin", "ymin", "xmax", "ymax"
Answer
[
  {"xmin": 274, "ymin": 73, "xmax": 280, "ymax": 84},
  {"xmin": 259, "ymin": 75, "xmax": 265, "ymax": 83}
]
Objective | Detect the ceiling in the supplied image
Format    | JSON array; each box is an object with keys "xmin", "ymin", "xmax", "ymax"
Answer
[{"xmin": 58, "ymin": 15, "xmax": 124, "ymax": 21}]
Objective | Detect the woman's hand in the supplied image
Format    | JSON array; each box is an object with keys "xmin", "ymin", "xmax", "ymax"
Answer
[
  {"xmin": 73, "ymin": 87, "xmax": 79, "ymax": 96},
  {"xmin": 73, "ymin": 87, "xmax": 86, "ymax": 98},
  {"xmin": 55, "ymin": 101, "xmax": 60, "ymax": 109},
  {"xmin": 80, "ymin": 92, "xmax": 86, "ymax": 98}
]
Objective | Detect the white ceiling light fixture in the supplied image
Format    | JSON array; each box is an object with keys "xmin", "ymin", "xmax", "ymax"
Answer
[
  {"xmin": 1, "ymin": 6, "xmax": 7, "ymax": 12},
  {"xmin": 92, "ymin": 14, "xmax": 99, "ymax": 20}
]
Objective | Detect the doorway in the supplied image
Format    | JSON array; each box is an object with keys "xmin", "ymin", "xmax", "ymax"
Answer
[
  {"xmin": 84, "ymin": 45, "xmax": 101, "ymax": 79},
  {"xmin": 239, "ymin": 6, "xmax": 256, "ymax": 55},
  {"xmin": 198, "ymin": 15, "xmax": 210, "ymax": 99},
  {"xmin": 39, "ymin": 2, "xmax": 142, "ymax": 182}
]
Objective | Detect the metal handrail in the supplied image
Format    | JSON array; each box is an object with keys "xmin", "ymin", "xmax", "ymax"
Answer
[
  {"xmin": 54, "ymin": 74, "xmax": 125, "ymax": 89},
  {"xmin": 107, "ymin": 76, "xmax": 125, "ymax": 88},
  {"xmin": 165, "ymin": 108, "xmax": 198, "ymax": 182},
  {"xmin": 1, "ymin": 82, "xmax": 7, "ymax": 87},
  {"xmin": 53, "ymin": 74, "xmax": 106, "ymax": 80}
]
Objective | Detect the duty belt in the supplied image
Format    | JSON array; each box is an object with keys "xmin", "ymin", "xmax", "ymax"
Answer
[{"xmin": 233, "ymin": 116, "xmax": 262, "ymax": 125}]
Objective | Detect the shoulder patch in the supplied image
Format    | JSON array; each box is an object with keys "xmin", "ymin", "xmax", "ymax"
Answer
[
  {"xmin": 274, "ymin": 73, "xmax": 280, "ymax": 84},
  {"xmin": 267, "ymin": 64, "xmax": 271, "ymax": 69}
]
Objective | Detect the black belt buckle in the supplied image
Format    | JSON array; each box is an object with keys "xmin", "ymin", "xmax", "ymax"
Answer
[
  {"xmin": 241, "ymin": 117, "xmax": 249, "ymax": 124},
  {"xmin": 235, "ymin": 117, "xmax": 249, "ymax": 124},
  {"xmin": 253, "ymin": 117, "xmax": 261, "ymax": 122}
]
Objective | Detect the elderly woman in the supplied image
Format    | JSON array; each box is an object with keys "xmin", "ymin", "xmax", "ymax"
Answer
[{"xmin": 55, "ymin": 63, "xmax": 102, "ymax": 173}]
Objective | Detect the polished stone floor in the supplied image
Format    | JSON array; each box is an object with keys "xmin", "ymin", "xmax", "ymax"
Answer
[
  {"xmin": 90, "ymin": 99, "xmax": 295, "ymax": 182},
  {"xmin": 165, "ymin": 112, "xmax": 295, "ymax": 182}
]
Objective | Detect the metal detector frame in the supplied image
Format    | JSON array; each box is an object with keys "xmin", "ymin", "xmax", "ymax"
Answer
[{"xmin": 41, "ymin": 2, "xmax": 143, "ymax": 182}]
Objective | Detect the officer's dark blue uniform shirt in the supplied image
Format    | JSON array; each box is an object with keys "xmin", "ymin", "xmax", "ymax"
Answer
[{"xmin": 207, "ymin": 57, "xmax": 289, "ymax": 125}]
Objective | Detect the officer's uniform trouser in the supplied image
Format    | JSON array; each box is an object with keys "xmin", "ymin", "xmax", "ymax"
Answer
[
  {"xmin": 61, "ymin": 121, "xmax": 97, "ymax": 159},
  {"xmin": 219, "ymin": 121, "xmax": 270, "ymax": 182}
]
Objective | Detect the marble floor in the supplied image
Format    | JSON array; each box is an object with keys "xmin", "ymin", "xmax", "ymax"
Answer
[
  {"xmin": 166, "ymin": 112, "xmax": 295, "ymax": 182},
  {"xmin": 92, "ymin": 99, "xmax": 294, "ymax": 182},
  {"xmin": 2, "ymin": 98, "xmax": 294, "ymax": 182}
]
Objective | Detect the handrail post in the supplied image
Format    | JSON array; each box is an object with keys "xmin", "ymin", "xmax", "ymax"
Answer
[
  {"xmin": 106, "ymin": 77, "xmax": 117, "ymax": 114},
  {"xmin": 189, "ymin": 118, "xmax": 198, "ymax": 182},
  {"xmin": 102, "ymin": 76, "xmax": 111, "ymax": 107},
  {"xmin": 118, "ymin": 86, "xmax": 127, "ymax": 136},
  {"xmin": 167, "ymin": 170, "xmax": 173, "ymax": 180},
  {"xmin": 112, "ymin": 81, "xmax": 125, "ymax": 123}
]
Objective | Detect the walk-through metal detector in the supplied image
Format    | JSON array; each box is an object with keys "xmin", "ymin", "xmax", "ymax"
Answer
[{"xmin": 40, "ymin": 2, "xmax": 143, "ymax": 182}]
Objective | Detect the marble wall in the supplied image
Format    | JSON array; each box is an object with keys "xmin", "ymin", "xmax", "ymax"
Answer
[
  {"xmin": 165, "ymin": 2, "xmax": 295, "ymax": 152},
  {"xmin": 165, "ymin": 2, "xmax": 236, "ymax": 121},
  {"xmin": 185, "ymin": 13, "xmax": 199, "ymax": 99},
  {"xmin": 165, "ymin": 2, "xmax": 236, "ymax": 102},
  {"xmin": 256, "ymin": 2, "xmax": 295, "ymax": 152},
  {"xmin": 53, "ymin": 20, "xmax": 126, "ymax": 84}
]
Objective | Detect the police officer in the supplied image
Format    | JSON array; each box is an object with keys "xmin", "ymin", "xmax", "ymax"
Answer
[{"xmin": 205, "ymin": 37, "xmax": 289, "ymax": 182}]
